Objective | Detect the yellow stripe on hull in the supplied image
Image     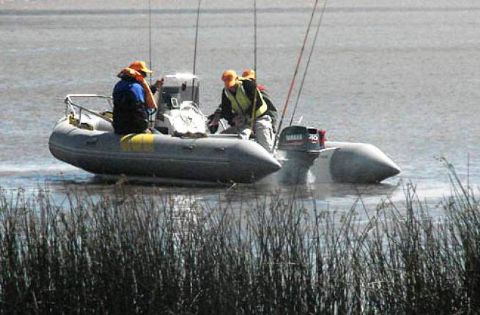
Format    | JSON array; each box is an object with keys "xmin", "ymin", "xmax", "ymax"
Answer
[{"xmin": 120, "ymin": 134, "xmax": 154, "ymax": 152}]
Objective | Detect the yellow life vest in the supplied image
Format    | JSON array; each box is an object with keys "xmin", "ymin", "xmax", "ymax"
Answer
[{"xmin": 224, "ymin": 80, "xmax": 267, "ymax": 120}]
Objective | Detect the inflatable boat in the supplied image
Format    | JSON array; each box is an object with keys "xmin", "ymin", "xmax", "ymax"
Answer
[{"xmin": 49, "ymin": 73, "xmax": 400, "ymax": 185}]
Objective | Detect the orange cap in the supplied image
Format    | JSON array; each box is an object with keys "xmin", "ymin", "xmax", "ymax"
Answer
[
  {"xmin": 242, "ymin": 68, "xmax": 256, "ymax": 80},
  {"xmin": 221, "ymin": 69, "xmax": 238, "ymax": 89},
  {"xmin": 128, "ymin": 60, "xmax": 153, "ymax": 74}
]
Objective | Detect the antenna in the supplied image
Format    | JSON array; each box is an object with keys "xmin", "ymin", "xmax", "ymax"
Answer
[{"xmin": 192, "ymin": 0, "xmax": 202, "ymax": 102}]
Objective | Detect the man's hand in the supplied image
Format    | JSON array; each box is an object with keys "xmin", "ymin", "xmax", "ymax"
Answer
[
  {"xmin": 207, "ymin": 113, "xmax": 220, "ymax": 126},
  {"xmin": 207, "ymin": 113, "xmax": 221, "ymax": 133},
  {"xmin": 153, "ymin": 78, "xmax": 164, "ymax": 89}
]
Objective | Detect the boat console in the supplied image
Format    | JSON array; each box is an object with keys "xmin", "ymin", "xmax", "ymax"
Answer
[{"xmin": 154, "ymin": 73, "xmax": 207, "ymax": 135}]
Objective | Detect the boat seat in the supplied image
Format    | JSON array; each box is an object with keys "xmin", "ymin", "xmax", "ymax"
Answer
[{"xmin": 154, "ymin": 101, "xmax": 207, "ymax": 135}]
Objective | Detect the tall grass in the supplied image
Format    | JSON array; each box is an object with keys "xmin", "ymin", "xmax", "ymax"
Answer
[{"xmin": 0, "ymin": 178, "xmax": 479, "ymax": 314}]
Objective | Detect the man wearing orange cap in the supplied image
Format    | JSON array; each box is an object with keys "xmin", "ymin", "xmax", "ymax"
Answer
[
  {"xmin": 241, "ymin": 69, "xmax": 265, "ymax": 91},
  {"xmin": 241, "ymin": 68, "xmax": 278, "ymax": 132},
  {"xmin": 208, "ymin": 69, "xmax": 275, "ymax": 152},
  {"xmin": 112, "ymin": 61, "xmax": 163, "ymax": 134}
]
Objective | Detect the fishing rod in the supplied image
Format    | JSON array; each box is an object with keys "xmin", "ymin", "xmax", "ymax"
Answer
[
  {"xmin": 253, "ymin": 0, "xmax": 257, "ymax": 73},
  {"xmin": 148, "ymin": 0, "xmax": 153, "ymax": 85},
  {"xmin": 272, "ymin": 0, "xmax": 320, "ymax": 150},
  {"xmin": 289, "ymin": 0, "xmax": 329, "ymax": 126},
  {"xmin": 191, "ymin": 0, "xmax": 202, "ymax": 102},
  {"xmin": 250, "ymin": 0, "xmax": 259, "ymax": 131}
]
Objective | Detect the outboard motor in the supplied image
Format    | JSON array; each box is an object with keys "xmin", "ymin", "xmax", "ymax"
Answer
[
  {"xmin": 154, "ymin": 74, "xmax": 206, "ymax": 135},
  {"xmin": 277, "ymin": 126, "xmax": 323, "ymax": 184}
]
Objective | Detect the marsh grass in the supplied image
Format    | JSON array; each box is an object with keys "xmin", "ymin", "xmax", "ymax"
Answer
[{"xmin": 0, "ymin": 175, "xmax": 479, "ymax": 314}]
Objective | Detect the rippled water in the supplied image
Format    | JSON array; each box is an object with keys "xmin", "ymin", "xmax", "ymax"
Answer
[{"xmin": 0, "ymin": 0, "xmax": 479, "ymax": 207}]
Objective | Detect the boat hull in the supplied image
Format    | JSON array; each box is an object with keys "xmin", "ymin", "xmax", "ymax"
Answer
[
  {"xmin": 325, "ymin": 141, "xmax": 401, "ymax": 183},
  {"xmin": 49, "ymin": 118, "xmax": 400, "ymax": 185},
  {"xmin": 49, "ymin": 118, "xmax": 281, "ymax": 184}
]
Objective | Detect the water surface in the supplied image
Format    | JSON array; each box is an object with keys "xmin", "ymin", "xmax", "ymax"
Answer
[{"xmin": 1, "ymin": 0, "xmax": 479, "ymax": 208}]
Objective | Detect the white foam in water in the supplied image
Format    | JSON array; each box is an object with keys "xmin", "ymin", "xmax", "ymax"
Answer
[{"xmin": 306, "ymin": 169, "xmax": 316, "ymax": 184}]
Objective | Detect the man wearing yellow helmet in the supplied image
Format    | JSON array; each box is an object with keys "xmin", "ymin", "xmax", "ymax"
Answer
[{"xmin": 208, "ymin": 69, "xmax": 275, "ymax": 152}]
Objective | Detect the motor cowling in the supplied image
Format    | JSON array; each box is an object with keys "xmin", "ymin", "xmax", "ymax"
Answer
[
  {"xmin": 278, "ymin": 126, "xmax": 324, "ymax": 152},
  {"xmin": 275, "ymin": 126, "xmax": 326, "ymax": 184}
]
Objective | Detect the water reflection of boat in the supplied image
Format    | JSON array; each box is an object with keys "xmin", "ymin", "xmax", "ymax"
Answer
[{"xmin": 48, "ymin": 73, "xmax": 400, "ymax": 185}]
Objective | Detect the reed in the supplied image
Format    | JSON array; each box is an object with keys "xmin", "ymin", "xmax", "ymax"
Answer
[{"xmin": 0, "ymin": 175, "xmax": 478, "ymax": 314}]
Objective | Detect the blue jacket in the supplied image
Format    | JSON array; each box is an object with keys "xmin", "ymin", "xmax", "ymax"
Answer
[{"xmin": 112, "ymin": 78, "xmax": 148, "ymax": 134}]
